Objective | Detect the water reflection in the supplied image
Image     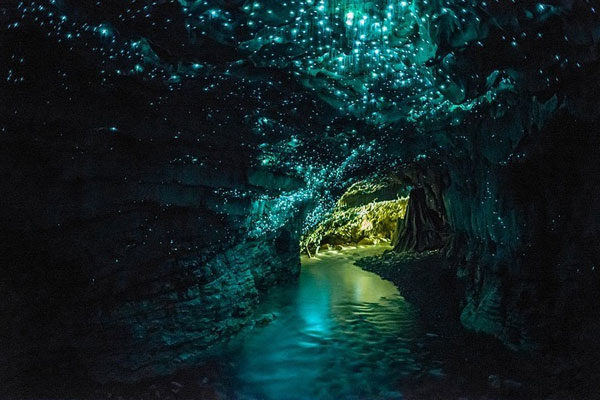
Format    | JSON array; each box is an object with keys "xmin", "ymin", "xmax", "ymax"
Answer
[{"xmin": 218, "ymin": 246, "xmax": 441, "ymax": 400}]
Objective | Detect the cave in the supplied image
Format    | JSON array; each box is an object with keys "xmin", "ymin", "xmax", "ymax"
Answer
[{"xmin": 2, "ymin": 0, "xmax": 600, "ymax": 399}]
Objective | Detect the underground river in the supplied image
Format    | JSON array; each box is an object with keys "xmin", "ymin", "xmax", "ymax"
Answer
[{"xmin": 208, "ymin": 245, "xmax": 445, "ymax": 399}]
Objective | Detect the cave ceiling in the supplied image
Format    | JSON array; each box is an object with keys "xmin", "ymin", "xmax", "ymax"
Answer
[{"xmin": 5, "ymin": 0, "xmax": 599, "ymax": 234}]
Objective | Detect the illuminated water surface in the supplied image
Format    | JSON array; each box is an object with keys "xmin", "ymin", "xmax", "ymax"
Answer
[{"xmin": 214, "ymin": 245, "xmax": 443, "ymax": 399}]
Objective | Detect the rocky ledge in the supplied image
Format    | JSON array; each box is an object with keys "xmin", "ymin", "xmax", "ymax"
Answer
[{"xmin": 355, "ymin": 250, "xmax": 600, "ymax": 399}]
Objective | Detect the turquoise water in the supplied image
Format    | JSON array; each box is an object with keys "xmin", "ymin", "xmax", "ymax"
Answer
[{"xmin": 216, "ymin": 246, "xmax": 443, "ymax": 400}]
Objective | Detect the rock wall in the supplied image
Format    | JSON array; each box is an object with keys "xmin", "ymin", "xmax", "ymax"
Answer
[
  {"xmin": 355, "ymin": 0, "xmax": 600, "ymax": 352},
  {"xmin": 0, "ymin": 30, "xmax": 306, "ymax": 384},
  {"xmin": 440, "ymin": 107, "xmax": 600, "ymax": 352},
  {"xmin": 0, "ymin": 119, "xmax": 303, "ymax": 383},
  {"xmin": 387, "ymin": 95, "xmax": 600, "ymax": 353},
  {"xmin": 0, "ymin": 145, "xmax": 303, "ymax": 384}
]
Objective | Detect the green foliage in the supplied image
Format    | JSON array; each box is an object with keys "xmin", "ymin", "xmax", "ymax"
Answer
[{"xmin": 301, "ymin": 197, "xmax": 407, "ymax": 253}]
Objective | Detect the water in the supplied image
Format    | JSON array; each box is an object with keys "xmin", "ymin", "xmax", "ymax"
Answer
[{"xmin": 213, "ymin": 245, "xmax": 444, "ymax": 400}]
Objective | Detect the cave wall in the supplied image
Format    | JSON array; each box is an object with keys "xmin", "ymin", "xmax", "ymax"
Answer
[
  {"xmin": 0, "ymin": 121, "xmax": 303, "ymax": 383},
  {"xmin": 433, "ymin": 96, "xmax": 600, "ymax": 351},
  {"xmin": 393, "ymin": 91, "xmax": 600, "ymax": 352},
  {"xmin": 438, "ymin": 102, "xmax": 531, "ymax": 347},
  {"xmin": 0, "ymin": 31, "xmax": 308, "ymax": 384},
  {"xmin": 380, "ymin": 0, "xmax": 600, "ymax": 351}
]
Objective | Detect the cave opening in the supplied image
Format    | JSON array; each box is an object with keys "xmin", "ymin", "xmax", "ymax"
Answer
[
  {"xmin": 300, "ymin": 168, "xmax": 450, "ymax": 259},
  {"xmin": 300, "ymin": 177, "xmax": 410, "ymax": 257}
]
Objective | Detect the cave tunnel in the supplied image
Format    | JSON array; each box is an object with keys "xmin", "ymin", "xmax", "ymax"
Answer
[{"xmin": 2, "ymin": 0, "xmax": 600, "ymax": 399}]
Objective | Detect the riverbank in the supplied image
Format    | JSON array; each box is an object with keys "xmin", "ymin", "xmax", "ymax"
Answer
[
  {"xmin": 8, "ymin": 246, "xmax": 598, "ymax": 400},
  {"xmin": 355, "ymin": 249, "xmax": 600, "ymax": 400}
]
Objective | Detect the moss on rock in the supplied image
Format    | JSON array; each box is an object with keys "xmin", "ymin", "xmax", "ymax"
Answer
[{"xmin": 301, "ymin": 197, "xmax": 408, "ymax": 254}]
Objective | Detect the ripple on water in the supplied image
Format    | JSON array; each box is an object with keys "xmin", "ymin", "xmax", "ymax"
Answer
[{"xmin": 215, "ymin": 246, "xmax": 444, "ymax": 399}]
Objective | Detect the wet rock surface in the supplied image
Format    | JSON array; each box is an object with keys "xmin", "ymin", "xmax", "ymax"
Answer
[{"xmin": 357, "ymin": 250, "xmax": 600, "ymax": 399}]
